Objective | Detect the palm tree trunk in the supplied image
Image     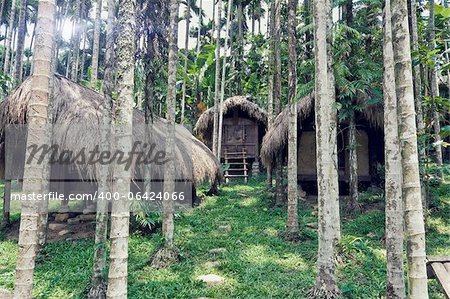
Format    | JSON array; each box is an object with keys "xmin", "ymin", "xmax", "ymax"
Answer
[
  {"xmin": 212, "ymin": 0, "xmax": 222, "ymax": 157},
  {"xmin": 390, "ymin": 0, "xmax": 429, "ymax": 296},
  {"xmin": 211, "ymin": 0, "xmax": 216, "ymax": 44},
  {"xmin": 12, "ymin": 0, "xmax": 56, "ymax": 297},
  {"xmin": 160, "ymin": 0, "xmax": 180, "ymax": 249},
  {"xmin": 70, "ymin": 0, "xmax": 82, "ymax": 81},
  {"xmin": 13, "ymin": 0, "xmax": 26, "ymax": 82},
  {"xmin": 383, "ymin": 2, "xmax": 406, "ymax": 297},
  {"xmin": 181, "ymin": 0, "xmax": 191, "ymax": 125},
  {"xmin": 218, "ymin": 0, "xmax": 233, "ymax": 158},
  {"xmin": 105, "ymin": 0, "xmax": 135, "ymax": 297},
  {"xmin": 266, "ymin": 0, "xmax": 275, "ymax": 188},
  {"xmin": 10, "ymin": 28, "xmax": 17, "ymax": 77},
  {"xmin": 3, "ymin": 0, "xmax": 16, "ymax": 75},
  {"xmin": 1, "ymin": 181, "xmax": 11, "ymax": 228},
  {"xmin": 91, "ymin": 0, "xmax": 102, "ymax": 84},
  {"xmin": 429, "ymin": 0, "xmax": 443, "ymax": 179},
  {"xmin": 273, "ymin": 0, "xmax": 283, "ymax": 204},
  {"xmin": 348, "ymin": 111, "xmax": 359, "ymax": 209},
  {"xmin": 309, "ymin": 0, "xmax": 340, "ymax": 295},
  {"xmin": 286, "ymin": 0, "xmax": 299, "ymax": 235},
  {"xmin": 88, "ymin": 1, "xmax": 116, "ymax": 298},
  {"xmin": 79, "ymin": 25, "xmax": 87, "ymax": 81},
  {"xmin": 0, "ymin": 0, "xmax": 5, "ymax": 27},
  {"xmin": 409, "ymin": 0, "xmax": 427, "ymax": 209},
  {"xmin": 236, "ymin": 2, "xmax": 243, "ymax": 94}
]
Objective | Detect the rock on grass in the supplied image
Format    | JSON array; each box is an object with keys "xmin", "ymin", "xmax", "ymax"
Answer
[{"xmin": 150, "ymin": 246, "xmax": 180, "ymax": 269}]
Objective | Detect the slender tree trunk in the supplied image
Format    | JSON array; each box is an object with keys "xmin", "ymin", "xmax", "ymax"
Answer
[
  {"xmin": 348, "ymin": 112, "xmax": 359, "ymax": 209},
  {"xmin": 409, "ymin": 0, "xmax": 427, "ymax": 210},
  {"xmin": 10, "ymin": 28, "xmax": 17, "ymax": 77},
  {"xmin": 88, "ymin": 1, "xmax": 116, "ymax": 298},
  {"xmin": 14, "ymin": 0, "xmax": 26, "ymax": 82},
  {"xmin": 212, "ymin": 0, "xmax": 222, "ymax": 157},
  {"xmin": 428, "ymin": 0, "xmax": 443, "ymax": 178},
  {"xmin": 0, "ymin": 0, "xmax": 5, "ymax": 27},
  {"xmin": 79, "ymin": 26, "xmax": 87, "ymax": 81},
  {"xmin": 211, "ymin": 0, "xmax": 216, "ymax": 44},
  {"xmin": 160, "ymin": 0, "xmax": 179, "ymax": 249},
  {"xmin": 71, "ymin": 0, "xmax": 82, "ymax": 81},
  {"xmin": 197, "ymin": 0, "xmax": 202, "ymax": 54},
  {"xmin": 383, "ymin": 2, "xmax": 406, "ymax": 297},
  {"xmin": 1, "ymin": 181, "xmax": 11, "ymax": 228},
  {"xmin": 218, "ymin": 0, "xmax": 233, "ymax": 158},
  {"xmin": 29, "ymin": 25, "xmax": 36, "ymax": 75},
  {"xmin": 91, "ymin": 0, "xmax": 102, "ymax": 84},
  {"xmin": 181, "ymin": 0, "xmax": 190, "ymax": 124},
  {"xmin": 12, "ymin": 0, "xmax": 56, "ymax": 297},
  {"xmin": 273, "ymin": 0, "xmax": 283, "ymax": 204},
  {"xmin": 286, "ymin": 0, "xmax": 299, "ymax": 235},
  {"xmin": 236, "ymin": 2, "xmax": 243, "ymax": 94},
  {"xmin": 105, "ymin": 0, "xmax": 135, "ymax": 297},
  {"xmin": 3, "ymin": 0, "xmax": 16, "ymax": 75},
  {"xmin": 266, "ymin": 0, "xmax": 275, "ymax": 188},
  {"xmin": 390, "ymin": 0, "xmax": 429, "ymax": 296},
  {"xmin": 194, "ymin": 0, "xmax": 203, "ymax": 118},
  {"xmin": 310, "ymin": 0, "xmax": 341, "ymax": 295}
]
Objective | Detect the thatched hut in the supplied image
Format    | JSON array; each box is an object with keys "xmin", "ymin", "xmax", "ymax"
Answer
[
  {"xmin": 194, "ymin": 96, "xmax": 267, "ymax": 181},
  {"xmin": 0, "ymin": 75, "xmax": 221, "ymax": 208},
  {"xmin": 260, "ymin": 95, "xmax": 384, "ymax": 193}
]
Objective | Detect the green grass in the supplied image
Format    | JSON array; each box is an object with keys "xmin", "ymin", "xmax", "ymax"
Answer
[{"xmin": 0, "ymin": 176, "xmax": 449, "ymax": 298}]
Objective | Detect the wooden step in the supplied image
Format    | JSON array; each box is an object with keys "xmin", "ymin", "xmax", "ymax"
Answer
[
  {"xmin": 226, "ymin": 162, "xmax": 248, "ymax": 165},
  {"xmin": 227, "ymin": 169, "xmax": 248, "ymax": 172},
  {"xmin": 224, "ymin": 175, "xmax": 248, "ymax": 178},
  {"xmin": 225, "ymin": 151, "xmax": 246, "ymax": 155}
]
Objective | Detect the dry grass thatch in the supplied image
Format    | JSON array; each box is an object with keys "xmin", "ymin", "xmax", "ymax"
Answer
[
  {"xmin": 193, "ymin": 96, "xmax": 268, "ymax": 143},
  {"xmin": 0, "ymin": 75, "xmax": 221, "ymax": 185},
  {"xmin": 260, "ymin": 94, "xmax": 383, "ymax": 168}
]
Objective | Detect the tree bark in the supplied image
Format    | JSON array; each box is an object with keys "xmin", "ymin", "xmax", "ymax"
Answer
[
  {"xmin": 236, "ymin": 2, "xmax": 243, "ymax": 94},
  {"xmin": 1, "ymin": 181, "xmax": 11, "ymax": 228},
  {"xmin": 390, "ymin": 0, "xmax": 429, "ymax": 296},
  {"xmin": 409, "ymin": 0, "xmax": 427, "ymax": 210},
  {"xmin": 12, "ymin": 0, "xmax": 56, "ymax": 297},
  {"xmin": 348, "ymin": 112, "xmax": 359, "ymax": 209},
  {"xmin": 428, "ymin": 0, "xmax": 443, "ymax": 178},
  {"xmin": 79, "ymin": 25, "xmax": 87, "ymax": 81},
  {"xmin": 91, "ymin": 0, "xmax": 102, "ymax": 84},
  {"xmin": 217, "ymin": 0, "xmax": 233, "ymax": 158},
  {"xmin": 181, "ymin": 0, "xmax": 191, "ymax": 125},
  {"xmin": 14, "ymin": 0, "xmax": 27, "ymax": 82},
  {"xmin": 286, "ymin": 0, "xmax": 299, "ymax": 235},
  {"xmin": 3, "ymin": 0, "xmax": 16, "ymax": 75},
  {"xmin": 0, "ymin": 0, "xmax": 5, "ymax": 28},
  {"xmin": 105, "ymin": 0, "xmax": 135, "ymax": 297},
  {"xmin": 274, "ymin": 0, "xmax": 283, "ymax": 204},
  {"xmin": 212, "ymin": 0, "xmax": 222, "ymax": 157},
  {"xmin": 310, "ymin": 0, "xmax": 341, "ymax": 295},
  {"xmin": 161, "ymin": 0, "xmax": 179, "ymax": 248},
  {"xmin": 266, "ymin": 0, "xmax": 275, "ymax": 188},
  {"xmin": 383, "ymin": 2, "xmax": 406, "ymax": 297},
  {"xmin": 70, "ymin": 0, "xmax": 82, "ymax": 81},
  {"xmin": 88, "ymin": 0, "xmax": 116, "ymax": 298}
]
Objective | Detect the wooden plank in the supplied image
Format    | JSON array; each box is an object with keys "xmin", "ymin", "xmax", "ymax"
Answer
[
  {"xmin": 427, "ymin": 256, "xmax": 450, "ymax": 264},
  {"xmin": 431, "ymin": 262, "xmax": 450, "ymax": 298}
]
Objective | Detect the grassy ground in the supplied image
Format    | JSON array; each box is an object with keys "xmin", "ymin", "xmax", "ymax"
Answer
[{"xmin": 0, "ymin": 176, "xmax": 449, "ymax": 298}]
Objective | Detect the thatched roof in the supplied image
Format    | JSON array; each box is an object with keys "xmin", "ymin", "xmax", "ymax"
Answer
[
  {"xmin": 260, "ymin": 94, "xmax": 383, "ymax": 168},
  {"xmin": 0, "ymin": 75, "xmax": 221, "ymax": 185},
  {"xmin": 193, "ymin": 96, "xmax": 268, "ymax": 143}
]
